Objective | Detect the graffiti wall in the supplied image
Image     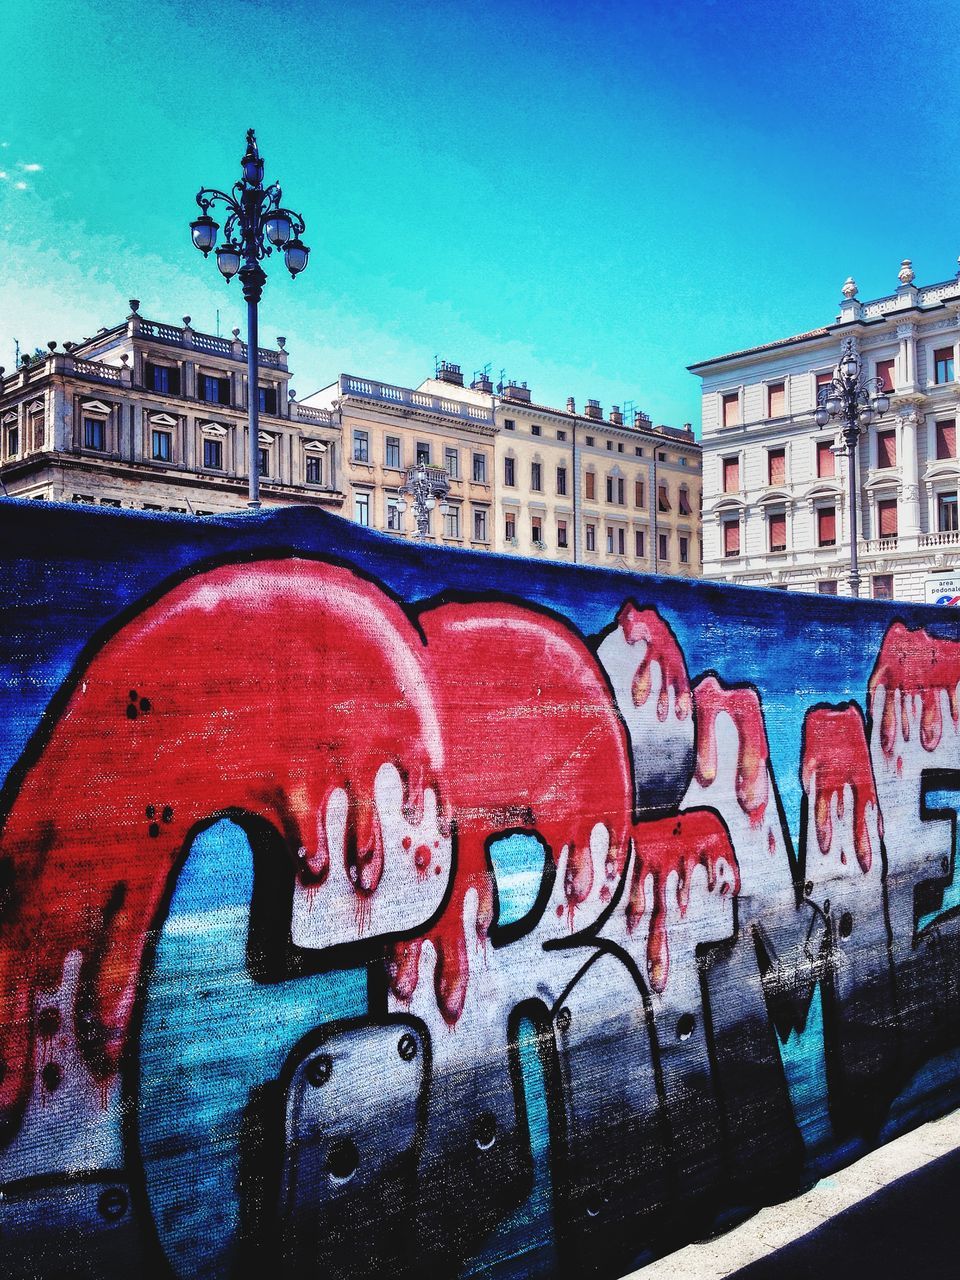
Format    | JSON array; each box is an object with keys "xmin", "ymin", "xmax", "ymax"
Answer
[{"xmin": 1, "ymin": 498, "xmax": 960, "ymax": 1279}]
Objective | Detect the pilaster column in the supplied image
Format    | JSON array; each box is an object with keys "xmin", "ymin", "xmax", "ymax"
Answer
[
  {"xmin": 897, "ymin": 323, "xmax": 918, "ymax": 393},
  {"xmin": 897, "ymin": 406, "xmax": 922, "ymax": 547}
]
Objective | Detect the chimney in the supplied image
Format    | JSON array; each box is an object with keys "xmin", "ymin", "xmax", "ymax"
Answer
[
  {"xmin": 634, "ymin": 410, "xmax": 651, "ymax": 428},
  {"xmin": 471, "ymin": 369, "xmax": 493, "ymax": 393},
  {"xmin": 584, "ymin": 398, "xmax": 602, "ymax": 420},
  {"xmin": 609, "ymin": 404, "xmax": 623, "ymax": 425},
  {"xmin": 566, "ymin": 396, "xmax": 576, "ymax": 413},
  {"xmin": 436, "ymin": 360, "xmax": 464, "ymax": 387},
  {"xmin": 502, "ymin": 379, "xmax": 532, "ymax": 403}
]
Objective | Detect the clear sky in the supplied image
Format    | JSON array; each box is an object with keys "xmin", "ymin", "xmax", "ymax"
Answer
[{"xmin": 2, "ymin": 0, "xmax": 959, "ymax": 430}]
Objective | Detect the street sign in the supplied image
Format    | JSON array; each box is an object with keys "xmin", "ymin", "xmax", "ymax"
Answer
[{"xmin": 924, "ymin": 573, "xmax": 960, "ymax": 606}]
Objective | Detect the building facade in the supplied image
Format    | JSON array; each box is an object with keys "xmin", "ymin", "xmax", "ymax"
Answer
[
  {"xmin": 691, "ymin": 260, "xmax": 960, "ymax": 601},
  {"xmin": 306, "ymin": 362, "xmax": 702, "ymax": 575},
  {"xmin": 0, "ymin": 302, "xmax": 342, "ymax": 514}
]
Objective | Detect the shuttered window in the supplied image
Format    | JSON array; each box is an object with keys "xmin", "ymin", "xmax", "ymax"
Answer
[
  {"xmin": 658, "ymin": 484, "xmax": 671, "ymax": 512},
  {"xmin": 768, "ymin": 512, "xmax": 786, "ymax": 552},
  {"xmin": 722, "ymin": 393, "xmax": 740, "ymax": 427},
  {"xmin": 878, "ymin": 499, "xmax": 898, "ymax": 537},
  {"xmin": 678, "ymin": 488, "xmax": 692, "ymax": 515},
  {"xmin": 877, "ymin": 429, "xmax": 897, "ymax": 468},
  {"xmin": 723, "ymin": 457, "xmax": 740, "ymax": 492},
  {"xmin": 723, "ymin": 520, "xmax": 740, "ymax": 556},
  {"xmin": 876, "ymin": 359, "xmax": 895, "ymax": 394},
  {"xmin": 635, "ymin": 479, "xmax": 645, "ymax": 507},
  {"xmin": 767, "ymin": 382, "xmax": 785, "ymax": 417},
  {"xmin": 817, "ymin": 440, "xmax": 836, "ymax": 478},
  {"xmin": 768, "ymin": 448, "xmax": 785, "ymax": 485},
  {"xmin": 818, "ymin": 507, "xmax": 836, "ymax": 546},
  {"xmin": 585, "ymin": 471, "xmax": 595, "ymax": 500},
  {"xmin": 936, "ymin": 420, "xmax": 956, "ymax": 460}
]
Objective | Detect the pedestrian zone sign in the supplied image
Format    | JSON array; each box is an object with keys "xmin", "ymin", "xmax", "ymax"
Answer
[{"xmin": 925, "ymin": 573, "xmax": 960, "ymax": 606}]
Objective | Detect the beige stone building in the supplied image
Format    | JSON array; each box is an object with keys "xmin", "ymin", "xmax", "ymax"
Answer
[{"xmin": 0, "ymin": 302, "xmax": 342, "ymax": 513}]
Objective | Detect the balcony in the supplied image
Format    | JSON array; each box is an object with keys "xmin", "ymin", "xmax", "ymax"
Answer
[
  {"xmin": 919, "ymin": 530, "xmax": 960, "ymax": 548},
  {"xmin": 135, "ymin": 318, "xmax": 282, "ymax": 367}
]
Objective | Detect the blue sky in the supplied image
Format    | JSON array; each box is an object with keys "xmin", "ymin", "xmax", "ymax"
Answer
[{"xmin": 2, "ymin": 0, "xmax": 959, "ymax": 429}]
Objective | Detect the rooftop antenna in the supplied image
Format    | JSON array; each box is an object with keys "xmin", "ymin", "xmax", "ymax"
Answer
[
  {"xmin": 434, "ymin": 354, "xmax": 441, "ymax": 377},
  {"xmin": 216, "ymin": 308, "xmax": 221, "ymax": 338},
  {"xmin": 13, "ymin": 339, "xmax": 20, "ymax": 368},
  {"xmin": 496, "ymin": 367, "xmax": 506, "ymax": 394}
]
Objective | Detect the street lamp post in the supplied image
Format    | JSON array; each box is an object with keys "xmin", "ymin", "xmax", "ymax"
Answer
[
  {"xmin": 816, "ymin": 337, "xmax": 890, "ymax": 597},
  {"xmin": 189, "ymin": 130, "xmax": 309, "ymax": 511},
  {"xmin": 402, "ymin": 462, "xmax": 450, "ymax": 540}
]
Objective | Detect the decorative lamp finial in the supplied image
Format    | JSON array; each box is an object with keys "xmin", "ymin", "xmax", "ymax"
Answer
[
  {"xmin": 898, "ymin": 258, "xmax": 915, "ymax": 286},
  {"xmin": 842, "ymin": 276, "xmax": 858, "ymax": 300}
]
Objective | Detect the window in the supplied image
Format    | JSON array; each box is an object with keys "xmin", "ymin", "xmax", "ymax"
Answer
[
  {"xmin": 723, "ymin": 456, "xmax": 740, "ymax": 493},
  {"xmin": 935, "ymin": 347, "xmax": 955, "ymax": 385},
  {"xmin": 354, "ymin": 492, "xmax": 371, "ymax": 526},
  {"xmin": 658, "ymin": 484, "xmax": 671, "ymax": 513},
  {"xmin": 504, "ymin": 457, "xmax": 516, "ymax": 486},
  {"xmin": 83, "ymin": 417, "xmax": 105, "ymax": 450},
  {"xmin": 531, "ymin": 516, "xmax": 542, "ymax": 544},
  {"xmin": 768, "ymin": 511, "xmax": 786, "ymax": 552},
  {"xmin": 352, "ymin": 429, "xmax": 369, "ymax": 462},
  {"xmin": 722, "ymin": 393, "xmax": 740, "ymax": 427},
  {"xmin": 557, "ymin": 430, "xmax": 567, "ymax": 442},
  {"xmin": 556, "ymin": 466, "xmax": 567, "ymax": 495},
  {"xmin": 606, "ymin": 441, "xmax": 613, "ymax": 452},
  {"xmin": 504, "ymin": 419, "xmax": 515, "ymax": 431},
  {"xmin": 768, "ymin": 448, "xmax": 786, "ymax": 485},
  {"xmin": 635, "ymin": 446, "xmax": 644, "ymax": 457},
  {"xmin": 816, "ymin": 372, "xmax": 834, "ymax": 404},
  {"xmin": 877, "ymin": 429, "xmax": 897, "ymax": 469},
  {"xmin": 531, "ymin": 424, "xmax": 541, "ymax": 437},
  {"xmin": 557, "ymin": 519, "xmax": 568, "ymax": 548},
  {"xmin": 678, "ymin": 487, "xmax": 692, "ymax": 515},
  {"xmin": 936, "ymin": 420, "xmax": 956, "ymax": 460},
  {"xmin": 817, "ymin": 439, "xmax": 836, "ymax": 478},
  {"xmin": 658, "ymin": 532, "xmax": 668, "ymax": 561},
  {"xmin": 146, "ymin": 362, "xmax": 179, "ymax": 394},
  {"xmin": 258, "ymin": 385, "xmax": 278, "ymax": 414},
  {"xmin": 472, "ymin": 453, "xmax": 487, "ymax": 483},
  {"xmin": 818, "ymin": 506, "xmax": 837, "ymax": 546},
  {"xmin": 938, "ymin": 492, "xmax": 958, "ymax": 532},
  {"xmin": 818, "ymin": 580, "xmax": 838, "ymax": 596},
  {"xmin": 387, "ymin": 497, "xmax": 403, "ymax": 532},
  {"xmin": 635, "ymin": 479, "xmax": 645, "ymax": 507},
  {"xmin": 416, "ymin": 441, "xmax": 431, "ymax": 466},
  {"xmin": 151, "ymin": 429, "xmax": 172, "ymax": 462},
  {"xmin": 444, "ymin": 447, "xmax": 459, "ymax": 479},
  {"xmin": 585, "ymin": 471, "xmax": 595, "ymax": 500},
  {"xmin": 679, "ymin": 535, "xmax": 689, "ymax": 563},
  {"xmin": 618, "ymin": 528, "xmax": 626, "ymax": 555},
  {"xmin": 873, "ymin": 574, "xmax": 894, "ymax": 600},
  {"xmin": 635, "ymin": 529, "xmax": 645, "ymax": 558},
  {"xmin": 6, "ymin": 424, "xmax": 18, "ymax": 458},
  {"xmin": 876, "ymin": 358, "xmax": 895, "ymax": 394},
  {"xmin": 585, "ymin": 435, "xmax": 595, "ymax": 447},
  {"xmin": 202, "ymin": 438, "xmax": 223, "ymax": 469},
  {"xmin": 305, "ymin": 454, "xmax": 323, "ymax": 484},
  {"xmin": 658, "ymin": 452, "xmax": 667, "ymax": 462},
  {"xmin": 586, "ymin": 523, "xmax": 596, "ymax": 551},
  {"xmin": 767, "ymin": 382, "xmax": 785, "ymax": 418},
  {"xmin": 531, "ymin": 462, "xmax": 542, "ymax": 491},
  {"xmin": 474, "ymin": 508, "xmax": 488, "ymax": 541},
  {"xmin": 617, "ymin": 476, "xmax": 625, "ymax": 504},
  {"xmin": 606, "ymin": 528, "xmax": 614, "ymax": 553},
  {"xmin": 878, "ymin": 498, "xmax": 898, "ymax": 538},
  {"xmin": 99, "ymin": 498, "xmax": 121, "ymax": 508},
  {"xmin": 258, "ymin": 447, "xmax": 269, "ymax": 475},
  {"xmin": 505, "ymin": 513, "xmax": 516, "ymax": 541},
  {"xmin": 618, "ymin": 442, "xmax": 624, "ymax": 454},
  {"xmin": 723, "ymin": 520, "xmax": 740, "ymax": 557},
  {"xmin": 385, "ymin": 436, "xmax": 401, "ymax": 469},
  {"xmin": 606, "ymin": 476, "xmax": 613, "ymax": 503},
  {"xmin": 445, "ymin": 505, "xmax": 460, "ymax": 538},
  {"xmin": 30, "ymin": 410, "xmax": 44, "ymax": 449},
  {"xmin": 200, "ymin": 374, "xmax": 229, "ymax": 405}
]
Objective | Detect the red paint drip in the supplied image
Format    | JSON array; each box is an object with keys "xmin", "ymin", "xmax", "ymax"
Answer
[
  {"xmin": 618, "ymin": 603, "xmax": 692, "ymax": 722},
  {"xmin": 627, "ymin": 810, "xmax": 740, "ymax": 994},
  {"xmin": 387, "ymin": 601, "xmax": 634, "ymax": 1024},
  {"xmin": 0, "ymin": 560, "xmax": 445, "ymax": 1117},
  {"xmin": 801, "ymin": 705, "xmax": 879, "ymax": 874},
  {"xmin": 868, "ymin": 621, "xmax": 960, "ymax": 757},
  {"xmin": 693, "ymin": 676, "xmax": 770, "ymax": 826}
]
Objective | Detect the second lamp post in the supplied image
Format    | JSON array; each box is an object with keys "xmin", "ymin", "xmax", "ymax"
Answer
[
  {"xmin": 190, "ymin": 130, "xmax": 310, "ymax": 511},
  {"xmin": 815, "ymin": 338, "xmax": 890, "ymax": 597}
]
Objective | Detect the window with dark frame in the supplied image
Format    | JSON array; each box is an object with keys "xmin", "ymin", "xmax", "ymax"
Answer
[
  {"xmin": 586, "ymin": 523, "xmax": 596, "ymax": 551},
  {"xmin": 444, "ymin": 447, "xmax": 459, "ymax": 479},
  {"xmin": 936, "ymin": 420, "xmax": 957, "ymax": 460},
  {"xmin": 505, "ymin": 513, "xmax": 516, "ymax": 541},
  {"xmin": 872, "ymin": 574, "xmax": 894, "ymax": 600},
  {"xmin": 557, "ymin": 520, "xmax": 568, "ymax": 548},
  {"xmin": 258, "ymin": 385, "xmax": 278, "ymax": 415},
  {"xmin": 416, "ymin": 441, "xmax": 431, "ymax": 466},
  {"xmin": 556, "ymin": 466, "xmax": 567, "ymax": 495},
  {"xmin": 353, "ymin": 429, "xmax": 369, "ymax": 462},
  {"xmin": 474, "ymin": 508, "xmax": 487, "ymax": 541},
  {"xmin": 818, "ymin": 506, "xmax": 837, "ymax": 546},
  {"xmin": 7, "ymin": 424, "xmax": 18, "ymax": 458},
  {"xmin": 768, "ymin": 511, "xmax": 786, "ymax": 552},
  {"xmin": 146, "ymin": 362, "xmax": 180, "ymax": 395},
  {"xmin": 679, "ymin": 535, "xmax": 689, "ymax": 563},
  {"xmin": 935, "ymin": 347, "xmax": 955, "ymax": 385},
  {"xmin": 472, "ymin": 453, "xmax": 487, "ymax": 484},
  {"xmin": 658, "ymin": 532, "xmax": 668, "ymax": 561},
  {"xmin": 203, "ymin": 438, "xmax": 223, "ymax": 470},
  {"xmin": 305, "ymin": 454, "xmax": 322, "ymax": 484},
  {"xmin": 531, "ymin": 462, "xmax": 542, "ymax": 491},
  {"xmin": 151, "ymin": 429, "xmax": 172, "ymax": 462},
  {"xmin": 200, "ymin": 374, "xmax": 229, "ymax": 405},
  {"xmin": 818, "ymin": 580, "xmax": 838, "ymax": 595},
  {"xmin": 877, "ymin": 499, "xmax": 898, "ymax": 539},
  {"xmin": 354, "ymin": 492, "xmax": 371, "ymax": 526},
  {"xmin": 723, "ymin": 520, "xmax": 740, "ymax": 557},
  {"xmin": 83, "ymin": 417, "xmax": 105, "ymax": 450},
  {"xmin": 635, "ymin": 529, "xmax": 645, "ymax": 558},
  {"xmin": 258, "ymin": 447, "xmax": 269, "ymax": 476},
  {"xmin": 658, "ymin": 484, "xmax": 670, "ymax": 513},
  {"xmin": 504, "ymin": 457, "xmax": 516, "ymax": 486},
  {"xmin": 385, "ymin": 436, "xmax": 401, "ymax": 469},
  {"xmin": 938, "ymin": 492, "xmax": 958, "ymax": 532}
]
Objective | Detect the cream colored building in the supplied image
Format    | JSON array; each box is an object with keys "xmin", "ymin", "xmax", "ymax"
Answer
[
  {"xmin": 303, "ymin": 369, "xmax": 496, "ymax": 547},
  {"xmin": 0, "ymin": 302, "xmax": 342, "ymax": 514}
]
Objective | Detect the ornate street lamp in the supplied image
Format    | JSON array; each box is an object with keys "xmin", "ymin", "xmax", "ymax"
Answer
[
  {"xmin": 816, "ymin": 337, "xmax": 890, "ymax": 597},
  {"xmin": 403, "ymin": 462, "xmax": 450, "ymax": 540},
  {"xmin": 189, "ymin": 130, "xmax": 309, "ymax": 510}
]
